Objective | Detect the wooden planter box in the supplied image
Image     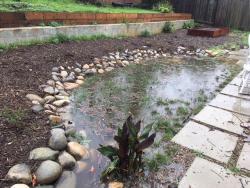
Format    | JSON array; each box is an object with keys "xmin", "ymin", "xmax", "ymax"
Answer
[{"xmin": 187, "ymin": 27, "xmax": 229, "ymax": 37}]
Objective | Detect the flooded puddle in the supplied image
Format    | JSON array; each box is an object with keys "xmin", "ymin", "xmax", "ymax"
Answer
[{"xmin": 67, "ymin": 56, "xmax": 240, "ymax": 187}]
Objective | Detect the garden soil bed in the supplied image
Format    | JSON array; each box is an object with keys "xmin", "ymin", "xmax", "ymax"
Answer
[{"xmin": 0, "ymin": 29, "xmax": 239, "ymax": 187}]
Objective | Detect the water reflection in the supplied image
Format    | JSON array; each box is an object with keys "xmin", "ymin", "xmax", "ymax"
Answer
[{"xmin": 69, "ymin": 56, "xmax": 239, "ymax": 188}]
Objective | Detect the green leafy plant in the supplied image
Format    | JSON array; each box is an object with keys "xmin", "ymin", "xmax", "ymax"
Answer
[
  {"xmin": 47, "ymin": 21, "xmax": 63, "ymax": 27},
  {"xmin": 182, "ymin": 20, "xmax": 200, "ymax": 29},
  {"xmin": 163, "ymin": 22, "xmax": 175, "ymax": 33},
  {"xmin": 0, "ymin": 107, "xmax": 27, "ymax": 126},
  {"xmin": 140, "ymin": 30, "xmax": 151, "ymax": 37},
  {"xmin": 98, "ymin": 115, "xmax": 156, "ymax": 180},
  {"xmin": 153, "ymin": 1, "xmax": 173, "ymax": 13}
]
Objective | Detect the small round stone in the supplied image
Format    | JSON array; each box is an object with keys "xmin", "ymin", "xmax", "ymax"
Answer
[
  {"xmin": 29, "ymin": 147, "xmax": 59, "ymax": 161},
  {"xmin": 67, "ymin": 142, "xmax": 89, "ymax": 160}
]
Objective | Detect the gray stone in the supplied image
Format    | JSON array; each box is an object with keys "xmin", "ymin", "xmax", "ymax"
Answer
[
  {"xmin": 26, "ymin": 94, "xmax": 45, "ymax": 104},
  {"xmin": 65, "ymin": 126, "xmax": 76, "ymax": 137},
  {"xmin": 67, "ymin": 142, "xmax": 89, "ymax": 160},
  {"xmin": 76, "ymin": 79, "xmax": 84, "ymax": 85},
  {"xmin": 47, "ymin": 80, "xmax": 55, "ymax": 87},
  {"xmin": 44, "ymin": 104, "xmax": 57, "ymax": 111},
  {"xmin": 105, "ymin": 67, "xmax": 114, "ymax": 72},
  {"xmin": 29, "ymin": 147, "xmax": 59, "ymax": 161},
  {"xmin": 179, "ymin": 157, "xmax": 250, "ymax": 188},
  {"xmin": 55, "ymin": 171, "xmax": 76, "ymax": 188},
  {"xmin": 49, "ymin": 129, "xmax": 67, "ymax": 150},
  {"xmin": 60, "ymin": 71, "xmax": 68, "ymax": 78},
  {"xmin": 172, "ymin": 121, "xmax": 238, "ymax": 163},
  {"xmin": 82, "ymin": 64, "xmax": 89, "ymax": 69},
  {"xmin": 53, "ymin": 100, "xmax": 70, "ymax": 107},
  {"xmin": 6, "ymin": 164, "xmax": 32, "ymax": 184},
  {"xmin": 32, "ymin": 104, "xmax": 44, "ymax": 113},
  {"xmin": 52, "ymin": 67, "xmax": 59, "ymax": 72},
  {"xmin": 63, "ymin": 82, "xmax": 79, "ymax": 90},
  {"xmin": 58, "ymin": 151, "xmax": 76, "ymax": 170},
  {"xmin": 11, "ymin": 184, "xmax": 30, "ymax": 188},
  {"xmin": 209, "ymin": 94, "xmax": 250, "ymax": 116},
  {"xmin": 192, "ymin": 106, "xmax": 245, "ymax": 135},
  {"xmin": 52, "ymin": 75, "xmax": 60, "ymax": 81},
  {"xmin": 44, "ymin": 96, "xmax": 56, "ymax": 103},
  {"xmin": 35, "ymin": 160, "xmax": 62, "ymax": 185},
  {"xmin": 98, "ymin": 69, "xmax": 104, "ymax": 74},
  {"xmin": 44, "ymin": 86, "xmax": 59, "ymax": 95},
  {"xmin": 237, "ymin": 143, "xmax": 250, "ymax": 170},
  {"xmin": 74, "ymin": 68, "xmax": 81, "ymax": 73}
]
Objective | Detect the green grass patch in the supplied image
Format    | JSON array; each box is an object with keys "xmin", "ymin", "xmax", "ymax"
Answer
[
  {"xmin": 228, "ymin": 167, "xmax": 241, "ymax": 174},
  {"xmin": 176, "ymin": 106, "xmax": 189, "ymax": 116},
  {"xmin": 0, "ymin": 107, "xmax": 27, "ymax": 126},
  {"xmin": 0, "ymin": 0, "xmax": 158, "ymax": 13},
  {"xmin": 146, "ymin": 145, "xmax": 178, "ymax": 171},
  {"xmin": 0, "ymin": 33, "xmax": 126, "ymax": 52},
  {"xmin": 208, "ymin": 30, "xmax": 250, "ymax": 55}
]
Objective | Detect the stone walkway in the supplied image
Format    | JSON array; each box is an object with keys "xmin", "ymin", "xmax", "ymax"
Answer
[{"xmin": 172, "ymin": 49, "xmax": 250, "ymax": 187}]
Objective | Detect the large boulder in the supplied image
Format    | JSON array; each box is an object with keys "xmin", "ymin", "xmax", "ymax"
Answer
[
  {"xmin": 29, "ymin": 147, "xmax": 59, "ymax": 161},
  {"xmin": 49, "ymin": 129, "xmax": 67, "ymax": 150},
  {"xmin": 35, "ymin": 160, "xmax": 62, "ymax": 185},
  {"xmin": 6, "ymin": 164, "xmax": 32, "ymax": 184}
]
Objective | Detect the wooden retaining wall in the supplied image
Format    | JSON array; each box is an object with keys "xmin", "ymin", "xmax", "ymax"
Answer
[
  {"xmin": 171, "ymin": 0, "xmax": 250, "ymax": 31},
  {"xmin": 0, "ymin": 12, "xmax": 191, "ymax": 28}
]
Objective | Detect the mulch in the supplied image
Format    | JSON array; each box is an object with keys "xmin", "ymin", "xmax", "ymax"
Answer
[{"xmin": 0, "ymin": 29, "xmax": 238, "ymax": 187}]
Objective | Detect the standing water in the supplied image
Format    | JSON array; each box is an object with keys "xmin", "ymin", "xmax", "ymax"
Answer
[{"xmin": 65, "ymin": 56, "xmax": 240, "ymax": 188}]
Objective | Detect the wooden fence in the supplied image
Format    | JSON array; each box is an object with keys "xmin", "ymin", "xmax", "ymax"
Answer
[{"xmin": 171, "ymin": 0, "xmax": 250, "ymax": 31}]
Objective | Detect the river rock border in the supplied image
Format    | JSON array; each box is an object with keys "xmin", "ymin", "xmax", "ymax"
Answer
[{"xmin": 6, "ymin": 46, "xmax": 211, "ymax": 188}]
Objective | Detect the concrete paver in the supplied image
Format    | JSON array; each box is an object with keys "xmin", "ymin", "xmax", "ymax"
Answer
[
  {"xmin": 172, "ymin": 121, "xmax": 238, "ymax": 163},
  {"xmin": 221, "ymin": 84, "xmax": 250, "ymax": 100},
  {"xmin": 179, "ymin": 157, "xmax": 250, "ymax": 188},
  {"xmin": 237, "ymin": 143, "xmax": 250, "ymax": 171},
  {"xmin": 192, "ymin": 106, "xmax": 246, "ymax": 135},
  {"xmin": 209, "ymin": 94, "xmax": 250, "ymax": 116}
]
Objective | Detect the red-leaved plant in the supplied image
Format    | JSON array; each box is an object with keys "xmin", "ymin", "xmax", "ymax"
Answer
[{"xmin": 98, "ymin": 115, "xmax": 156, "ymax": 180}]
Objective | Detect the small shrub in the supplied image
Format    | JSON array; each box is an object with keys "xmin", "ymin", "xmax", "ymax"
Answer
[
  {"xmin": 182, "ymin": 20, "xmax": 200, "ymax": 29},
  {"xmin": 98, "ymin": 115, "xmax": 156, "ymax": 180},
  {"xmin": 47, "ymin": 21, "xmax": 63, "ymax": 27},
  {"xmin": 176, "ymin": 106, "xmax": 189, "ymax": 116},
  {"xmin": 146, "ymin": 153, "xmax": 169, "ymax": 171},
  {"xmin": 140, "ymin": 30, "xmax": 151, "ymax": 37},
  {"xmin": 163, "ymin": 22, "xmax": 175, "ymax": 33},
  {"xmin": 153, "ymin": 1, "xmax": 173, "ymax": 13}
]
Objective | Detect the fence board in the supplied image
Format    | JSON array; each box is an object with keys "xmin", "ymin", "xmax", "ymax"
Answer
[{"xmin": 171, "ymin": 0, "xmax": 250, "ymax": 30}]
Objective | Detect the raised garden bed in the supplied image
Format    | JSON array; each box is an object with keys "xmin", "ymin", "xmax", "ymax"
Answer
[
  {"xmin": 0, "ymin": 12, "xmax": 191, "ymax": 28},
  {"xmin": 187, "ymin": 27, "xmax": 230, "ymax": 38}
]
